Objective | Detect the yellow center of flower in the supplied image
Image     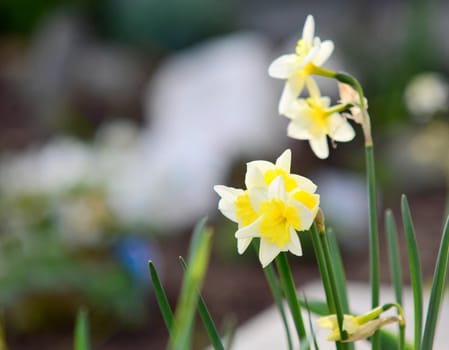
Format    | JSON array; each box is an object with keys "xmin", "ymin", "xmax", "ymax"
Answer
[
  {"xmin": 263, "ymin": 169, "xmax": 297, "ymax": 192},
  {"xmin": 307, "ymin": 98, "xmax": 329, "ymax": 135},
  {"xmin": 295, "ymin": 39, "xmax": 311, "ymax": 61},
  {"xmin": 293, "ymin": 190, "xmax": 318, "ymax": 210},
  {"xmin": 258, "ymin": 199, "xmax": 301, "ymax": 248},
  {"xmin": 235, "ymin": 192, "xmax": 258, "ymax": 227}
]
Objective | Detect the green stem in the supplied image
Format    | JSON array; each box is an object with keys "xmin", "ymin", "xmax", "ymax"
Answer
[
  {"xmin": 319, "ymin": 231, "xmax": 348, "ymax": 345},
  {"xmin": 275, "ymin": 252, "xmax": 309, "ymax": 349},
  {"xmin": 310, "ymin": 225, "xmax": 335, "ymax": 313},
  {"xmin": 365, "ymin": 144, "xmax": 381, "ymax": 350}
]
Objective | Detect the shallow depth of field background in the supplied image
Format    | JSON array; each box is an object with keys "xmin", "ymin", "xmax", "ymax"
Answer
[{"xmin": 0, "ymin": 0, "xmax": 448, "ymax": 349}]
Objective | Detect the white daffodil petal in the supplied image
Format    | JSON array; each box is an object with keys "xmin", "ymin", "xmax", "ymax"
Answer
[
  {"xmin": 313, "ymin": 40, "xmax": 334, "ymax": 66},
  {"xmin": 288, "ymin": 121, "xmax": 312, "ymax": 140},
  {"xmin": 302, "ymin": 15, "xmax": 315, "ymax": 46},
  {"xmin": 248, "ymin": 187, "xmax": 268, "ymax": 212},
  {"xmin": 235, "ymin": 218, "xmax": 261, "ymax": 239},
  {"xmin": 237, "ymin": 237, "xmax": 252, "ymax": 254},
  {"xmin": 291, "ymin": 174, "xmax": 317, "ymax": 192},
  {"xmin": 306, "ymin": 76, "xmax": 321, "ymax": 100},
  {"xmin": 301, "ymin": 44, "xmax": 320, "ymax": 67},
  {"xmin": 328, "ymin": 113, "xmax": 356, "ymax": 142},
  {"xmin": 268, "ymin": 176, "xmax": 287, "ymax": 202},
  {"xmin": 290, "ymin": 200, "xmax": 314, "ymax": 230},
  {"xmin": 213, "ymin": 185, "xmax": 243, "ymax": 202},
  {"xmin": 287, "ymin": 227, "xmax": 303, "ymax": 256},
  {"xmin": 279, "ymin": 78, "xmax": 305, "ymax": 115},
  {"xmin": 275, "ymin": 149, "xmax": 292, "ymax": 172},
  {"xmin": 309, "ymin": 136, "xmax": 329, "ymax": 159},
  {"xmin": 245, "ymin": 164, "xmax": 266, "ymax": 189},
  {"xmin": 218, "ymin": 198, "xmax": 237, "ymax": 222},
  {"xmin": 247, "ymin": 160, "xmax": 274, "ymax": 174},
  {"xmin": 259, "ymin": 239, "xmax": 281, "ymax": 268},
  {"xmin": 268, "ymin": 54, "xmax": 299, "ymax": 79}
]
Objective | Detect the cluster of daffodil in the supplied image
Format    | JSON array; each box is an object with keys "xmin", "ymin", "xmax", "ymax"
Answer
[{"xmin": 213, "ymin": 14, "xmax": 407, "ymax": 348}]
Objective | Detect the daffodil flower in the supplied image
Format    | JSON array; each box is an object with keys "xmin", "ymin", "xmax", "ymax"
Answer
[
  {"xmin": 235, "ymin": 176, "xmax": 315, "ymax": 267},
  {"xmin": 245, "ymin": 149, "xmax": 319, "ymax": 216},
  {"xmin": 317, "ymin": 304, "xmax": 405, "ymax": 342},
  {"xmin": 268, "ymin": 15, "xmax": 334, "ymax": 115},
  {"xmin": 213, "ymin": 185, "xmax": 259, "ymax": 254},
  {"xmin": 284, "ymin": 81, "xmax": 355, "ymax": 159}
]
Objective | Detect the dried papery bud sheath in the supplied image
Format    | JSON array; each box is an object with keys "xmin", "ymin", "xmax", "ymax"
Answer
[{"xmin": 315, "ymin": 208, "xmax": 326, "ymax": 234}]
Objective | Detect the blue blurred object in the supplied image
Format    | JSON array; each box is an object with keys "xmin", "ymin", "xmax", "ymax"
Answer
[{"xmin": 115, "ymin": 236, "xmax": 161, "ymax": 288}]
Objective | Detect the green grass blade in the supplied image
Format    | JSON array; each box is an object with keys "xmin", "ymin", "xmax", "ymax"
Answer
[
  {"xmin": 168, "ymin": 222, "xmax": 213, "ymax": 350},
  {"xmin": 302, "ymin": 293, "xmax": 320, "ymax": 350},
  {"xmin": 401, "ymin": 195, "xmax": 423, "ymax": 350},
  {"xmin": 326, "ymin": 228, "xmax": 350, "ymax": 313},
  {"xmin": 326, "ymin": 229, "xmax": 354, "ymax": 350},
  {"xmin": 179, "ymin": 257, "xmax": 224, "ymax": 350},
  {"xmin": 319, "ymin": 229, "xmax": 350, "ymax": 349},
  {"xmin": 74, "ymin": 308, "xmax": 90, "ymax": 350},
  {"xmin": 148, "ymin": 261, "xmax": 174, "ymax": 333},
  {"xmin": 310, "ymin": 226, "xmax": 335, "ymax": 314},
  {"xmin": 365, "ymin": 145, "xmax": 381, "ymax": 350},
  {"xmin": 421, "ymin": 215, "xmax": 449, "ymax": 350},
  {"xmin": 263, "ymin": 262, "xmax": 294, "ymax": 350},
  {"xmin": 275, "ymin": 252, "xmax": 309, "ymax": 350},
  {"xmin": 298, "ymin": 299, "xmax": 329, "ymax": 316},
  {"xmin": 385, "ymin": 209, "xmax": 405, "ymax": 350}
]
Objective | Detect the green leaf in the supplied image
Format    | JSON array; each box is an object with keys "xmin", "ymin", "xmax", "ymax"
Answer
[
  {"xmin": 74, "ymin": 308, "xmax": 90, "ymax": 350},
  {"xmin": 365, "ymin": 145, "xmax": 381, "ymax": 350},
  {"xmin": 298, "ymin": 298, "xmax": 329, "ymax": 316},
  {"xmin": 148, "ymin": 261, "xmax": 174, "ymax": 333},
  {"xmin": 401, "ymin": 195, "xmax": 423, "ymax": 350},
  {"xmin": 385, "ymin": 209, "xmax": 405, "ymax": 350},
  {"xmin": 179, "ymin": 257, "xmax": 224, "ymax": 350},
  {"xmin": 326, "ymin": 228, "xmax": 350, "ymax": 313},
  {"xmin": 421, "ymin": 215, "xmax": 449, "ymax": 350},
  {"xmin": 259, "ymin": 245, "xmax": 293, "ymax": 350},
  {"xmin": 168, "ymin": 219, "xmax": 213, "ymax": 350},
  {"xmin": 275, "ymin": 252, "xmax": 309, "ymax": 350}
]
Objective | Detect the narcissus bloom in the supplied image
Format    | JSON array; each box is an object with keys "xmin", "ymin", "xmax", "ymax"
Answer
[
  {"xmin": 285, "ymin": 81, "xmax": 355, "ymax": 159},
  {"xmin": 268, "ymin": 15, "xmax": 334, "ymax": 115},
  {"xmin": 214, "ymin": 149, "xmax": 320, "ymax": 267},
  {"xmin": 317, "ymin": 305, "xmax": 404, "ymax": 342},
  {"xmin": 235, "ymin": 176, "xmax": 315, "ymax": 267}
]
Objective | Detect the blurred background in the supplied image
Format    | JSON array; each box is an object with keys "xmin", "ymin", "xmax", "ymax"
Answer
[{"xmin": 0, "ymin": 0, "xmax": 448, "ymax": 348}]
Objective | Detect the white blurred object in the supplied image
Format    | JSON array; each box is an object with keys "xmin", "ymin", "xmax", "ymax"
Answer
[
  {"xmin": 0, "ymin": 137, "xmax": 91, "ymax": 196},
  {"xmin": 111, "ymin": 32, "xmax": 284, "ymax": 230},
  {"xmin": 314, "ymin": 169, "xmax": 369, "ymax": 249},
  {"xmin": 404, "ymin": 72, "xmax": 449, "ymax": 121}
]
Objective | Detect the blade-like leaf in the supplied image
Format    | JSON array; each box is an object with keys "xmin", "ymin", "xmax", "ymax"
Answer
[
  {"xmin": 149, "ymin": 261, "xmax": 174, "ymax": 333},
  {"xmin": 421, "ymin": 215, "xmax": 449, "ymax": 350},
  {"xmin": 385, "ymin": 209, "xmax": 405, "ymax": 350},
  {"xmin": 168, "ymin": 221, "xmax": 213, "ymax": 350},
  {"xmin": 179, "ymin": 257, "xmax": 224, "ymax": 350},
  {"xmin": 401, "ymin": 195, "xmax": 423, "ymax": 350},
  {"xmin": 74, "ymin": 308, "xmax": 90, "ymax": 350}
]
